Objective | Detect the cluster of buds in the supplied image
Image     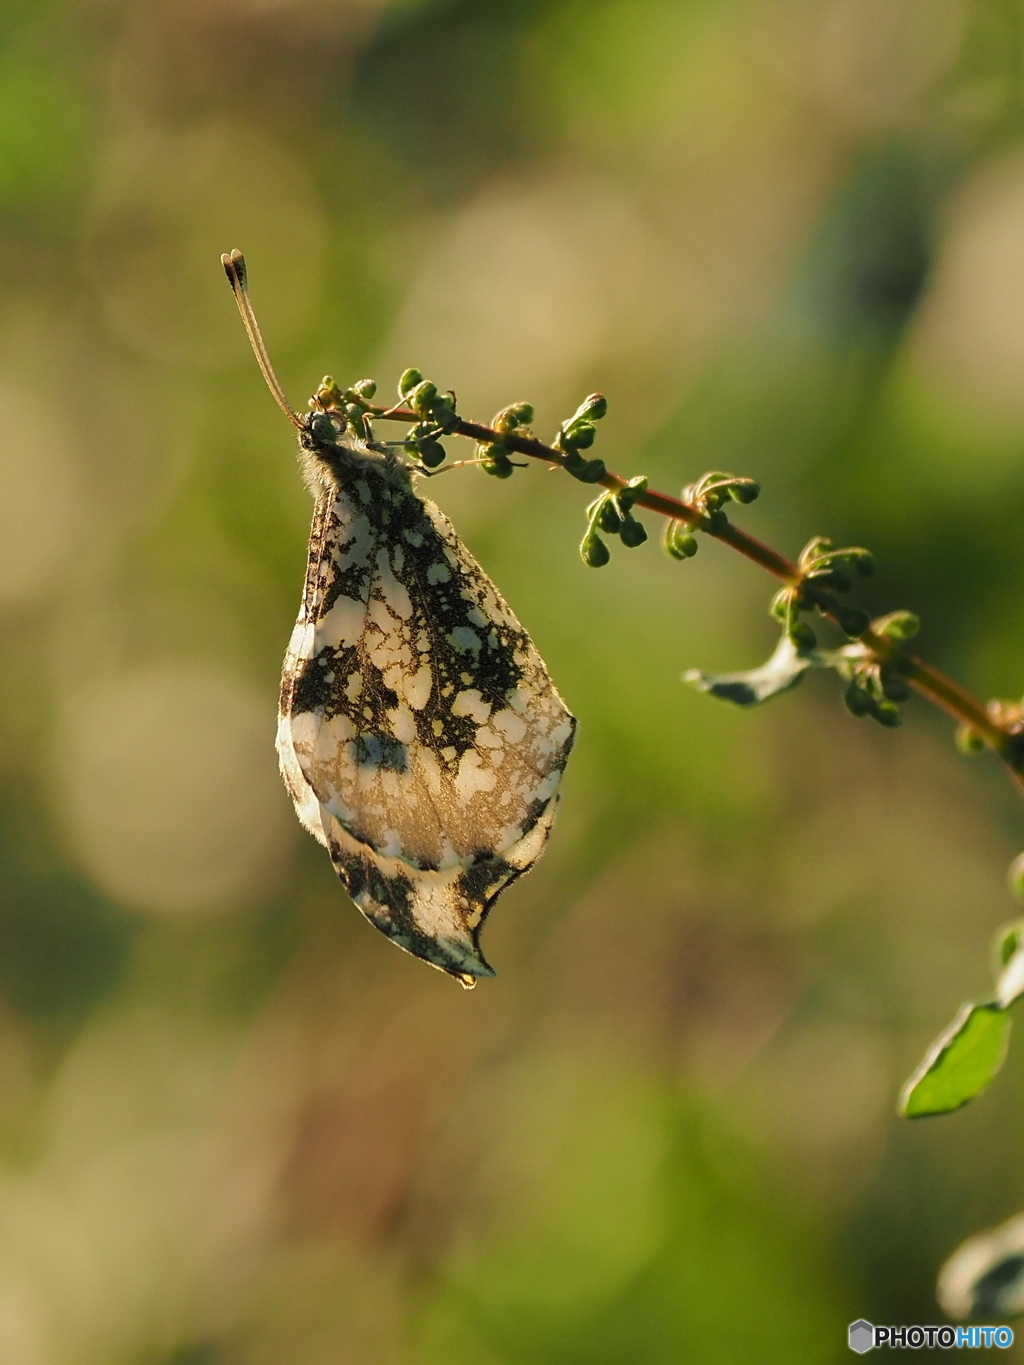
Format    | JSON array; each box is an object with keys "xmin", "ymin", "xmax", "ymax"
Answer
[
  {"xmin": 397, "ymin": 368, "xmax": 459, "ymax": 468},
  {"xmin": 840, "ymin": 657, "xmax": 908, "ymax": 727},
  {"xmin": 475, "ymin": 401, "xmax": 535, "ymax": 479},
  {"xmin": 959, "ymin": 693, "xmax": 1024, "ymax": 763},
  {"xmin": 662, "ymin": 469, "xmax": 761, "ymax": 561},
  {"xmin": 312, "ymin": 375, "xmax": 378, "ymax": 440},
  {"xmin": 580, "ymin": 477, "xmax": 649, "ymax": 567},
  {"xmin": 836, "ymin": 611, "xmax": 920, "ymax": 728},
  {"xmin": 555, "ymin": 394, "xmax": 608, "ymax": 483},
  {"xmin": 663, "ymin": 519, "xmax": 699, "ymax": 560},
  {"xmin": 771, "ymin": 535, "xmax": 876, "ymax": 650},
  {"xmin": 681, "ymin": 470, "xmax": 760, "ymax": 532}
]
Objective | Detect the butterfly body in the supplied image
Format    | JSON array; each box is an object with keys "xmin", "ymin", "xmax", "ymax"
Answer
[{"xmin": 277, "ymin": 417, "xmax": 576, "ymax": 984}]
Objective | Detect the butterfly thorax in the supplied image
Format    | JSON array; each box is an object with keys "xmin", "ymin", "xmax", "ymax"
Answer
[{"xmin": 298, "ymin": 409, "xmax": 413, "ymax": 497}]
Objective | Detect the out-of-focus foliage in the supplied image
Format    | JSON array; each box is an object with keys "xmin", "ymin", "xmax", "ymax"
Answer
[{"xmin": 2, "ymin": 0, "xmax": 1024, "ymax": 1361}]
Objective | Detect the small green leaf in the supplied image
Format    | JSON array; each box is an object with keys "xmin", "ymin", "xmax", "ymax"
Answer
[
  {"xmin": 899, "ymin": 1002, "xmax": 1011, "ymax": 1118},
  {"xmin": 684, "ymin": 635, "xmax": 813, "ymax": 707}
]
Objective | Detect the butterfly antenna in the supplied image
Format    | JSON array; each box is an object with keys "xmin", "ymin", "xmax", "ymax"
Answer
[{"xmin": 221, "ymin": 249, "xmax": 303, "ymax": 430}]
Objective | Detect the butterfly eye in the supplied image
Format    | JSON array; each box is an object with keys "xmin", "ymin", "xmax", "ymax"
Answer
[{"xmin": 308, "ymin": 413, "xmax": 337, "ymax": 445}]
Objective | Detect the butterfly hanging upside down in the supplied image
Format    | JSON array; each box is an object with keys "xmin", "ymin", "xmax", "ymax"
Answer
[{"xmin": 222, "ymin": 250, "xmax": 576, "ymax": 987}]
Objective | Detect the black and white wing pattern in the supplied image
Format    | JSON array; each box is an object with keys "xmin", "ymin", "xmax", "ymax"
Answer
[{"xmin": 276, "ymin": 436, "xmax": 576, "ymax": 986}]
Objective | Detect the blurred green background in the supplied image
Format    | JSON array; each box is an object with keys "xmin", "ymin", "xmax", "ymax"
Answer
[{"xmin": 4, "ymin": 0, "xmax": 1024, "ymax": 1360}]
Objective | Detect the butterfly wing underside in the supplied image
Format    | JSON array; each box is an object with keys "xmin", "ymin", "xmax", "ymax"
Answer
[{"xmin": 277, "ymin": 461, "xmax": 576, "ymax": 983}]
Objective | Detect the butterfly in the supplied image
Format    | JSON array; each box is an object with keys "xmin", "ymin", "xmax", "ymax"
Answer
[{"xmin": 222, "ymin": 250, "xmax": 576, "ymax": 986}]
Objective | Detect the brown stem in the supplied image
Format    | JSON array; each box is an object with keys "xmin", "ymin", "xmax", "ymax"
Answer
[{"xmin": 372, "ymin": 405, "xmax": 1018, "ymax": 781}]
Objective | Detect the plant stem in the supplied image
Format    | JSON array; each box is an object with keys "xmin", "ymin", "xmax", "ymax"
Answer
[{"xmin": 373, "ymin": 406, "xmax": 1019, "ymax": 782}]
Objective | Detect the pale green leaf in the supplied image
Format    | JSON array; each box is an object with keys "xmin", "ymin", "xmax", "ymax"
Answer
[{"xmin": 899, "ymin": 1002, "xmax": 1011, "ymax": 1119}]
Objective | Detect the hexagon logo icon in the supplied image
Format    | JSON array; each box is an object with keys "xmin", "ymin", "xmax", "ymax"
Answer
[{"xmin": 848, "ymin": 1319, "xmax": 875, "ymax": 1353}]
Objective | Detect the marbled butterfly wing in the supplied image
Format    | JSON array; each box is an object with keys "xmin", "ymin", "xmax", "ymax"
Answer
[
  {"xmin": 222, "ymin": 248, "xmax": 575, "ymax": 985},
  {"xmin": 276, "ymin": 441, "xmax": 576, "ymax": 984}
]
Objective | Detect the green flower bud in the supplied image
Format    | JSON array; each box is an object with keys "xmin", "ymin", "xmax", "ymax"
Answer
[
  {"xmin": 872, "ymin": 700, "xmax": 902, "ymax": 728},
  {"xmin": 353, "ymin": 378, "xmax": 377, "ymax": 399},
  {"xmin": 789, "ymin": 620, "xmax": 817, "ymax": 651},
  {"xmin": 568, "ymin": 422, "xmax": 596, "ymax": 449},
  {"xmin": 596, "ymin": 499, "xmax": 621, "ymax": 533},
  {"xmin": 617, "ymin": 476, "xmax": 649, "ymax": 512},
  {"xmin": 728, "ymin": 480, "xmax": 760, "ymax": 504},
  {"xmin": 836, "ymin": 605, "xmax": 871, "ymax": 638},
  {"xmin": 574, "ymin": 393, "xmax": 607, "ymax": 422},
  {"xmin": 478, "ymin": 440, "xmax": 514, "ymax": 478},
  {"xmin": 483, "ymin": 440, "xmax": 509, "ymax": 460},
  {"xmin": 874, "ymin": 610, "xmax": 920, "ymax": 640},
  {"xmin": 494, "ymin": 401, "xmax": 535, "ymax": 432},
  {"xmin": 954, "ymin": 723, "xmax": 986, "ymax": 755},
  {"xmin": 563, "ymin": 452, "xmax": 607, "ymax": 483},
  {"xmin": 398, "ymin": 368, "xmax": 423, "ymax": 397},
  {"xmin": 851, "ymin": 550, "xmax": 875, "ymax": 577},
  {"xmin": 844, "ymin": 682, "xmax": 872, "ymax": 717},
  {"xmin": 408, "ymin": 380, "xmax": 438, "ymax": 415},
  {"xmin": 316, "ymin": 376, "xmax": 344, "ymax": 408},
  {"xmin": 581, "ymin": 533, "xmax": 610, "ymax": 567},
  {"xmin": 433, "ymin": 404, "xmax": 460, "ymax": 434},
  {"xmin": 417, "ymin": 438, "xmax": 446, "ymax": 468},
  {"xmin": 814, "ymin": 566, "xmax": 852, "ymax": 593},
  {"xmin": 619, "ymin": 515, "xmax": 648, "ymax": 548},
  {"xmin": 770, "ymin": 588, "xmax": 793, "ymax": 622},
  {"xmin": 664, "ymin": 522, "xmax": 698, "ymax": 560},
  {"xmin": 483, "ymin": 458, "xmax": 514, "ymax": 478},
  {"xmin": 881, "ymin": 671, "xmax": 910, "ymax": 702}
]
